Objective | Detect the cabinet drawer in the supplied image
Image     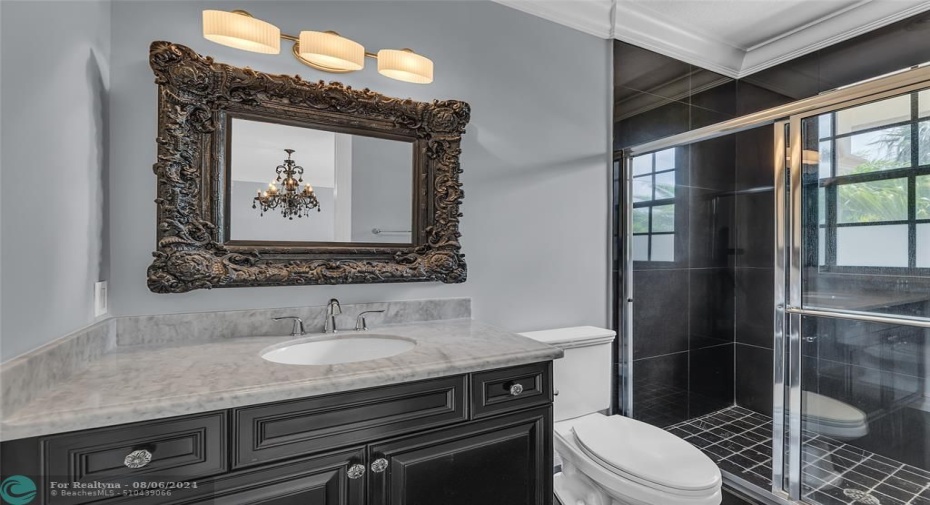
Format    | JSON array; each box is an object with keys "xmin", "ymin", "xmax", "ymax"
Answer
[
  {"xmin": 471, "ymin": 362, "xmax": 552, "ymax": 419},
  {"xmin": 42, "ymin": 412, "xmax": 227, "ymax": 505},
  {"xmin": 233, "ymin": 375, "xmax": 467, "ymax": 468},
  {"xmin": 106, "ymin": 447, "xmax": 366, "ymax": 505}
]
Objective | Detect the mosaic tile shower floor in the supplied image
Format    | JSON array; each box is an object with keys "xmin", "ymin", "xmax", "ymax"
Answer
[{"xmin": 666, "ymin": 406, "xmax": 930, "ymax": 505}]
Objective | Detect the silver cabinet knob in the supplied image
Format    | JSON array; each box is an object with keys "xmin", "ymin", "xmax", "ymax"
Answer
[
  {"xmin": 124, "ymin": 449, "xmax": 153, "ymax": 469},
  {"xmin": 371, "ymin": 458, "xmax": 389, "ymax": 473},
  {"xmin": 347, "ymin": 463, "xmax": 366, "ymax": 479},
  {"xmin": 509, "ymin": 383, "xmax": 524, "ymax": 396}
]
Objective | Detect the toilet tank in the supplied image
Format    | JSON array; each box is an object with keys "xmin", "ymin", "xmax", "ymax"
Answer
[{"xmin": 519, "ymin": 327, "xmax": 616, "ymax": 422}]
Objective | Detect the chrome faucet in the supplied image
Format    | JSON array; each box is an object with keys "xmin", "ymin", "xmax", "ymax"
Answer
[
  {"xmin": 324, "ymin": 298, "xmax": 342, "ymax": 333},
  {"xmin": 355, "ymin": 310, "xmax": 386, "ymax": 331},
  {"xmin": 272, "ymin": 316, "xmax": 306, "ymax": 336}
]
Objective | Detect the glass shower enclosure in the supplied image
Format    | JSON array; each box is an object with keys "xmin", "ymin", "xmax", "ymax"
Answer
[
  {"xmin": 619, "ymin": 66, "xmax": 930, "ymax": 504},
  {"xmin": 779, "ymin": 81, "xmax": 930, "ymax": 504}
]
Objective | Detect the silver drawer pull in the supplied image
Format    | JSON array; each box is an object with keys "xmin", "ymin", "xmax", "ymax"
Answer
[
  {"xmin": 347, "ymin": 463, "xmax": 366, "ymax": 479},
  {"xmin": 371, "ymin": 458, "xmax": 389, "ymax": 473},
  {"xmin": 124, "ymin": 449, "xmax": 153, "ymax": 469},
  {"xmin": 509, "ymin": 383, "xmax": 524, "ymax": 396}
]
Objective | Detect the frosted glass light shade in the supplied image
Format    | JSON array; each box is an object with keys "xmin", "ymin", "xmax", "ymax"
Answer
[
  {"xmin": 377, "ymin": 49, "xmax": 433, "ymax": 84},
  {"xmin": 203, "ymin": 10, "xmax": 280, "ymax": 54},
  {"xmin": 299, "ymin": 31, "xmax": 365, "ymax": 71}
]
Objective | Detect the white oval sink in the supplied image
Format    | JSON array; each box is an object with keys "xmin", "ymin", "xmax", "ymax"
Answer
[{"xmin": 261, "ymin": 334, "xmax": 416, "ymax": 365}]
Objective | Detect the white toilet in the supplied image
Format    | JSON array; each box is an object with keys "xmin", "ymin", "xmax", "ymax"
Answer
[{"xmin": 521, "ymin": 327, "xmax": 722, "ymax": 505}]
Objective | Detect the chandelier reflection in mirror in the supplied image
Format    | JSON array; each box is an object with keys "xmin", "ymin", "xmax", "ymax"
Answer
[{"xmin": 252, "ymin": 149, "xmax": 321, "ymax": 219}]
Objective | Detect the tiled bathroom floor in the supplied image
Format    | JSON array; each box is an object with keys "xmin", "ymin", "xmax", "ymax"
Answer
[
  {"xmin": 666, "ymin": 406, "xmax": 775, "ymax": 490},
  {"xmin": 666, "ymin": 406, "xmax": 930, "ymax": 505}
]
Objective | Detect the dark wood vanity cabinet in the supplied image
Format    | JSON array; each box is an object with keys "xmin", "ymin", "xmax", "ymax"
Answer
[{"xmin": 0, "ymin": 362, "xmax": 553, "ymax": 505}]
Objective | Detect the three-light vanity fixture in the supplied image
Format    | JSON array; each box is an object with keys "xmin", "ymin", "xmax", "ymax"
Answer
[
  {"xmin": 202, "ymin": 9, "xmax": 434, "ymax": 84},
  {"xmin": 253, "ymin": 149, "xmax": 321, "ymax": 220}
]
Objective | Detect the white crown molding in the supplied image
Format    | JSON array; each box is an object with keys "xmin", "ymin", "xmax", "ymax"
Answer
[
  {"xmin": 739, "ymin": 0, "xmax": 930, "ymax": 77},
  {"xmin": 493, "ymin": 0, "xmax": 930, "ymax": 78},
  {"xmin": 491, "ymin": 0, "xmax": 615, "ymax": 39},
  {"xmin": 613, "ymin": 1, "xmax": 744, "ymax": 78}
]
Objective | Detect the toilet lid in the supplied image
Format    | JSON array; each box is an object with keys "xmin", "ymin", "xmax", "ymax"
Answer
[
  {"xmin": 803, "ymin": 391, "xmax": 868, "ymax": 428},
  {"xmin": 571, "ymin": 414, "xmax": 720, "ymax": 493}
]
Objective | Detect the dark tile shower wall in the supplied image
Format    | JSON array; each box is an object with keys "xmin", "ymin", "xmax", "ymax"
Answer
[
  {"xmin": 617, "ymin": 41, "xmax": 777, "ymax": 426},
  {"xmin": 734, "ymin": 125, "xmax": 776, "ymax": 418}
]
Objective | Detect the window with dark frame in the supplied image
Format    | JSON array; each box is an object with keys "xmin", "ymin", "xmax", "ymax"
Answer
[
  {"xmin": 804, "ymin": 88, "xmax": 930, "ymax": 271},
  {"xmin": 631, "ymin": 148, "xmax": 677, "ymax": 262}
]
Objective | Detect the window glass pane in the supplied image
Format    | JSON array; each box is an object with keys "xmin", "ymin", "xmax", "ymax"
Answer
[
  {"xmin": 651, "ymin": 234, "xmax": 675, "ymax": 262},
  {"xmin": 920, "ymin": 120, "xmax": 930, "ymax": 166},
  {"xmin": 655, "ymin": 148, "xmax": 675, "ymax": 171},
  {"xmin": 919, "ymin": 89, "xmax": 930, "ymax": 118},
  {"xmin": 632, "ymin": 235, "xmax": 649, "ymax": 261},
  {"xmin": 818, "ymin": 141, "xmax": 832, "ymax": 179},
  {"xmin": 835, "ymin": 125, "xmax": 911, "ymax": 176},
  {"xmin": 837, "ymin": 178, "xmax": 908, "ymax": 223},
  {"xmin": 918, "ymin": 224, "xmax": 930, "ymax": 268},
  {"xmin": 818, "ymin": 227, "xmax": 825, "ymax": 266},
  {"xmin": 633, "ymin": 176, "xmax": 653, "ymax": 202},
  {"xmin": 817, "ymin": 113, "xmax": 832, "ymax": 139},
  {"xmin": 654, "ymin": 171, "xmax": 675, "ymax": 200},
  {"xmin": 918, "ymin": 175, "xmax": 930, "ymax": 220},
  {"xmin": 651, "ymin": 204, "xmax": 675, "ymax": 232},
  {"xmin": 632, "ymin": 208, "xmax": 649, "ymax": 233},
  {"xmin": 632, "ymin": 155, "xmax": 652, "ymax": 176},
  {"xmin": 817, "ymin": 187, "xmax": 825, "ymax": 225},
  {"xmin": 836, "ymin": 225, "xmax": 908, "ymax": 267},
  {"xmin": 836, "ymin": 95, "xmax": 910, "ymax": 135}
]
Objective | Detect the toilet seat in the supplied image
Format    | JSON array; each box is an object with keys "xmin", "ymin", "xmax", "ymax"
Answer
[
  {"xmin": 569, "ymin": 414, "xmax": 720, "ymax": 495},
  {"xmin": 802, "ymin": 391, "xmax": 869, "ymax": 439},
  {"xmin": 555, "ymin": 413, "xmax": 721, "ymax": 505}
]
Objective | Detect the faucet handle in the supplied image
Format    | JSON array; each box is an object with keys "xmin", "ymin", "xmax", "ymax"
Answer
[
  {"xmin": 272, "ymin": 316, "xmax": 305, "ymax": 336},
  {"xmin": 355, "ymin": 310, "xmax": 386, "ymax": 331}
]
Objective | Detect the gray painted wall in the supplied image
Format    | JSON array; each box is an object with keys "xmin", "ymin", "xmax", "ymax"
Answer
[
  {"xmin": 1, "ymin": 1, "xmax": 111, "ymax": 361},
  {"xmin": 351, "ymin": 136, "xmax": 413, "ymax": 243},
  {"xmin": 2, "ymin": 0, "xmax": 610, "ymax": 359},
  {"xmin": 108, "ymin": 0, "xmax": 612, "ymax": 332}
]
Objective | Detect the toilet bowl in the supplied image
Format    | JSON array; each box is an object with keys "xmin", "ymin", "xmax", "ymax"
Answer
[
  {"xmin": 555, "ymin": 413, "xmax": 722, "ymax": 505},
  {"xmin": 520, "ymin": 327, "xmax": 722, "ymax": 505},
  {"xmin": 802, "ymin": 391, "xmax": 869, "ymax": 440}
]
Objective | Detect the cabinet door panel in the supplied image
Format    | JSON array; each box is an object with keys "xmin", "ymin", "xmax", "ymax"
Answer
[{"xmin": 370, "ymin": 406, "xmax": 552, "ymax": 505}]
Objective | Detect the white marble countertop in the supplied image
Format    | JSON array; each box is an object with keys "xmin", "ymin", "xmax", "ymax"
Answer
[{"xmin": 0, "ymin": 319, "xmax": 561, "ymax": 441}]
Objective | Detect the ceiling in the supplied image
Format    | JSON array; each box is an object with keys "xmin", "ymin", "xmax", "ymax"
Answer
[{"xmin": 492, "ymin": 0, "xmax": 930, "ymax": 78}]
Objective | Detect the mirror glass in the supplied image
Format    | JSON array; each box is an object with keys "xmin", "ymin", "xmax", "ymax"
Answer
[{"xmin": 228, "ymin": 118, "xmax": 414, "ymax": 244}]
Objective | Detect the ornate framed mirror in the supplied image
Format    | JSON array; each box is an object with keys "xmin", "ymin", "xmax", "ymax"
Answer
[{"xmin": 147, "ymin": 42, "xmax": 470, "ymax": 293}]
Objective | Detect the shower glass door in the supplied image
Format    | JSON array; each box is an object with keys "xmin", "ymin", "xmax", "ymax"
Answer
[{"xmin": 783, "ymin": 84, "xmax": 930, "ymax": 504}]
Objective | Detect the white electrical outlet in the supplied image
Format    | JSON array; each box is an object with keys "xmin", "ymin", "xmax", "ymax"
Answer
[{"xmin": 94, "ymin": 281, "xmax": 108, "ymax": 317}]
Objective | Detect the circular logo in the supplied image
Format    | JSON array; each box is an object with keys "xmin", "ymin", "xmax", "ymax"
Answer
[{"xmin": 0, "ymin": 475, "xmax": 36, "ymax": 505}]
